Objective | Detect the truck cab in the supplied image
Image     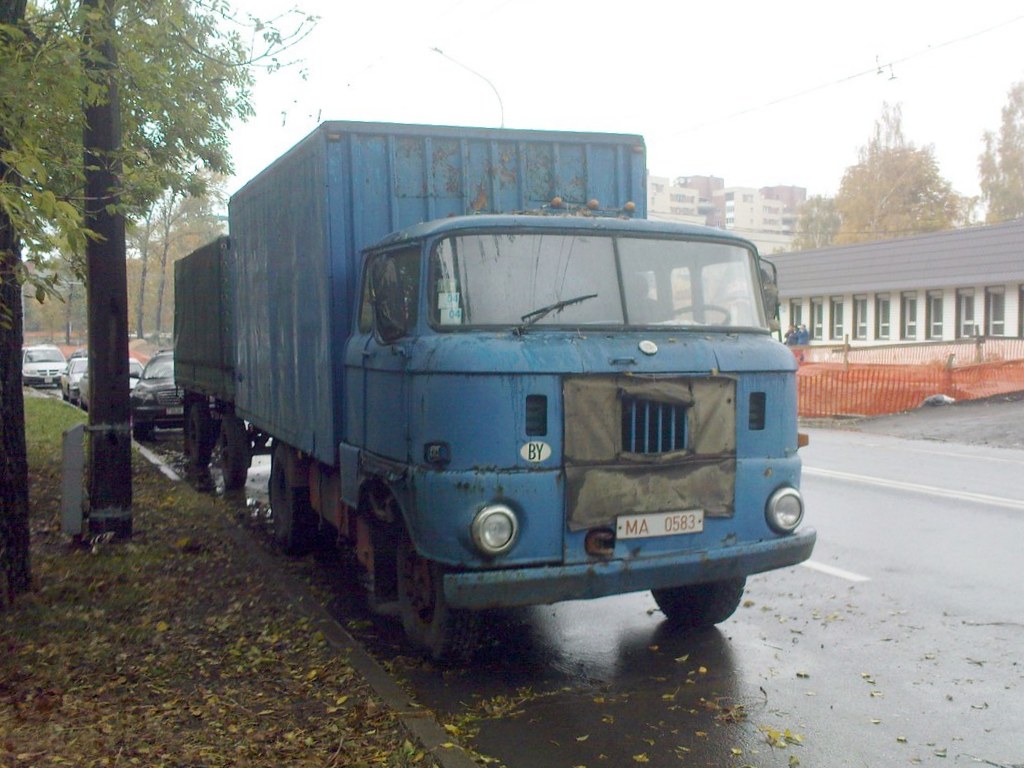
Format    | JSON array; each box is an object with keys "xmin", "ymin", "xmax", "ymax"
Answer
[{"xmin": 333, "ymin": 214, "xmax": 814, "ymax": 659}]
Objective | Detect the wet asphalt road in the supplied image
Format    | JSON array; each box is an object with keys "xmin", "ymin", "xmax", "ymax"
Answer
[{"xmin": 129, "ymin": 410, "xmax": 1024, "ymax": 768}]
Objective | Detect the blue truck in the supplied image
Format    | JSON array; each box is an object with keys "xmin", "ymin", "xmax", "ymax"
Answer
[{"xmin": 174, "ymin": 120, "xmax": 815, "ymax": 660}]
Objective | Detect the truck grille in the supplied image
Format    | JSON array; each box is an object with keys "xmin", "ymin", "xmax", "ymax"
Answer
[{"xmin": 621, "ymin": 396, "xmax": 686, "ymax": 454}]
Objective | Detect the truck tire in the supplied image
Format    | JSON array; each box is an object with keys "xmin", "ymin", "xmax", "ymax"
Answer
[
  {"xmin": 184, "ymin": 400, "xmax": 216, "ymax": 468},
  {"xmin": 268, "ymin": 444, "xmax": 314, "ymax": 556},
  {"xmin": 396, "ymin": 535, "xmax": 479, "ymax": 663},
  {"xmin": 217, "ymin": 414, "xmax": 250, "ymax": 491},
  {"xmin": 651, "ymin": 577, "xmax": 747, "ymax": 629}
]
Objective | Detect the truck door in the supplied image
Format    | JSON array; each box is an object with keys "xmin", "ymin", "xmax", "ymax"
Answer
[{"xmin": 354, "ymin": 247, "xmax": 420, "ymax": 461}]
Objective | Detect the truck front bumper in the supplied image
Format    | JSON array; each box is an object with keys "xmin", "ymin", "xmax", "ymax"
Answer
[{"xmin": 442, "ymin": 527, "xmax": 816, "ymax": 610}]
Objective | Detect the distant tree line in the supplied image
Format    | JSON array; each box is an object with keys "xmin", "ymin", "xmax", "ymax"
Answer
[{"xmin": 793, "ymin": 87, "xmax": 1024, "ymax": 250}]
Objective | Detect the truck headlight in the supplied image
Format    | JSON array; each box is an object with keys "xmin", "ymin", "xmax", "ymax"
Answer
[
  {"xmin": 471, "ymin": 504, "xmax": 518, "ymax": 556},
  {"xmin": 765, "ymin": 487, "xmax": 804, "ymax": 534}
]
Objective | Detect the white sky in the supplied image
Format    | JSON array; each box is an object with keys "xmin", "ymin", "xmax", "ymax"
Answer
[{"xmin": 227, "ymin": 1, "xmax": 1024, "ymax": 204}]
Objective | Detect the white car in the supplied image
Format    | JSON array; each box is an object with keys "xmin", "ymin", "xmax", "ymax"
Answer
[{"xmin": 22, "ymin": 344, "xmax": 66, "ymax": 388}]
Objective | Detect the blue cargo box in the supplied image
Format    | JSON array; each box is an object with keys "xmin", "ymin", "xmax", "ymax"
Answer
[{"xmin": 228, "ymin": 120, "xmax": 647, "ymax": 465}]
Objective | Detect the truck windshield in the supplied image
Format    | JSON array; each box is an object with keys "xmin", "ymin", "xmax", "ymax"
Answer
[{"xmin": 430, "ymin": 232, "xmax": 767, "ymax": 330}]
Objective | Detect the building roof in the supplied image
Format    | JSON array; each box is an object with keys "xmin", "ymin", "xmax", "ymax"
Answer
[{"xmin": 769, "ymin": 219, "xmax": 1024, "ymax": 297}]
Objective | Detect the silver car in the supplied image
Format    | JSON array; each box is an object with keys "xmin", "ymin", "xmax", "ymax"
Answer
[{"xmin": 60, "ymin": 357, "xmax": 89, "ymax": 405}]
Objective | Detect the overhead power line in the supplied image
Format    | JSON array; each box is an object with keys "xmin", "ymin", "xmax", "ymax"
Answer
[{"xmin": 664, "ymin": 13, "xmax": 1024, "ymax": 138}]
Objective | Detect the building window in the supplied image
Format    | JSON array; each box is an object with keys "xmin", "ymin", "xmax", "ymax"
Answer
[
  {"xmin": 926, "ymin": 291, "xmax": 944, "ymax": 340},
  {"xmin": 810, "ymin": 298, "xmax": 824, "ymax": 340},
  {"xmin": 830, "ymin": 296, "xmax": 844, "ymax": 340},
  {"xmin": 789, "ymin": 300, "xmax": 803, "ymax": 328},
  {"xmin": 985, "ymin": 287, "xmax": 1005, "ymax": 336},
  {"xmin": 875, "ymin": 294, "xmax": 891, "ymax": 340},
  {"xmin": 853, "ymin": 295, "xmax": 868, "ymax": 340},
  {"xmin": 1020, "ymin": 285, "xmax": 1024, "ymax": 338},
  {"xmin": 956, "ymin": 288, "xmax": 975, "ymax": 338},
  {"xmin": 901, "ymin": 293, "xmax": 918, "ymax": 340}
]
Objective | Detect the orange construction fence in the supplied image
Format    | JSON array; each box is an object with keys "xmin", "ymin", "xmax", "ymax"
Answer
[{"xmin": 796, "ymin": 359, "xmax": 1024, "ymax": 418}]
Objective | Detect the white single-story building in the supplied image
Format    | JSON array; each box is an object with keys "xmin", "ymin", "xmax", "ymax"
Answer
[{"xmin": 770, "ymin": 219, "xmax": 1024, "ymax": 346}]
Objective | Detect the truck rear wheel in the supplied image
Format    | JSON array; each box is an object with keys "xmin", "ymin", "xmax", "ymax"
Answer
[
  {"xmin": 268, "ymin": 444, "xmax": 314, "ymax": 556},
  {"xmin": 651, "ymin": 577, "xmax": 746, "ymax": 629},
  {"xmin": 396, "ymin": 536, "xmax": 479, "ymax": 663},
  {"xmin": 217, "ymin": 414, "xmax": 250, "ymax": 491}
]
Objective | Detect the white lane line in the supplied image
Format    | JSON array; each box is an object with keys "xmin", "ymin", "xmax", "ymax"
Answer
[
  {"xmin": 801, "ymin": 560, "xmax": 871, "ymax": 582},
  {"xmin": 135, "ymin": 443, "xmax": 182, "ymax": 482},
  {"xmin": 804, "ymin": 466, "xmax": 1024, "ymax": 511}
]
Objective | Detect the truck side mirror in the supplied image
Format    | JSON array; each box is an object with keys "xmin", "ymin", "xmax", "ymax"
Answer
[{"xmin": 759, "ymin": 260, "xmax": 780, "ymax": 331}]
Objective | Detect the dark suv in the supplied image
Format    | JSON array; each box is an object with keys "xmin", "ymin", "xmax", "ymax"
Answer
[{"xmin": 129, "ymin": 350, "xmax": 183, "ymax": 440}]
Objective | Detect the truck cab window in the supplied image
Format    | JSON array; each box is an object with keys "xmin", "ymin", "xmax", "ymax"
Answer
[{"xmin": 369, "ymin": 248, "xmax": 420, "ymax": 342}]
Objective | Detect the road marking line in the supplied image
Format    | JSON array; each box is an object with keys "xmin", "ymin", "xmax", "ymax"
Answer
[
  {"xmin": 804, "ymin": 466, "xmax": 1024, "ymax": 511},
  {"xmin": 801, "ymin": 560, "xmax": 871, "ymax": 582}
]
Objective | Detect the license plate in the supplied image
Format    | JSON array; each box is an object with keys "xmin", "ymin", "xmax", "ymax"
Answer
[
  {"xmin": 166, "ymin": 406, "xmax": 183, "ymax": 416},
  {"xmin": 44, "ymin": 376, "xmax": 53, "ymax": 384},
  {"xmin": 616, "ymin": 509, "xmax": 704, "ymax": 539}
]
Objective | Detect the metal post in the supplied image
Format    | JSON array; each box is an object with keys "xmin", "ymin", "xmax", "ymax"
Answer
[{"xmin": 83, "ymin": 0, "xmax": 132, "ymax": 537}]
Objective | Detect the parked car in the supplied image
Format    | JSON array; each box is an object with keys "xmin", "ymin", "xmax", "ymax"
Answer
[
  {"xmin": 22, "ymin": 344, "xmax": 66, "ymax": 388},
  {"xmin": 60, "ymin": 357, "xmax": 89, "ymax": 405},
  {"xmin": 128, "ymin": 358, "xmax": 144, "ymax": 389},
  {"xmin": 78, "ymin": 368, "xmax": 91, "ymax": 411},
  {"xmin": 129, "ymin": 350, "xmax": 183, "ymax": 440}
]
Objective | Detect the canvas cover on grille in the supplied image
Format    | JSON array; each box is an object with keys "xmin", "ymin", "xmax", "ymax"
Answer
[{"xmin": 563, "ymin": 375, "xmax": 737, "ymax": 531}]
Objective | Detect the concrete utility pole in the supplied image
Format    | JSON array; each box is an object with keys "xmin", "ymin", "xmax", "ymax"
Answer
[{"xmin": 83, "ymin": 0, "xmax": 132, "ymax": 536}]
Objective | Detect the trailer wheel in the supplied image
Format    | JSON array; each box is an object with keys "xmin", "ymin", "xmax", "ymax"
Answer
[
  {"xmin": 184, "ymin": 400, "xmax": 216, "ymax": 467},
  {"xmin": 396, "ymin": 535, "xmax": 479, "ymax": 663},
  {"xmin": 268, "ymin": 444, "xmax": 314, "ymax": 556},
  {"xmin": 651, "ymin": 577, "xmax": 746, "ymax": 629},
  {"xmin": 216, "ymin": 414, "xmax": 250, "ymax": 491}
]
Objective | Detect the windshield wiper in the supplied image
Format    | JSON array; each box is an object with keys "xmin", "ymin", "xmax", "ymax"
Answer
[{"xmin": 518, "ymin": 293, "xmax": 599, "ymax": 330}]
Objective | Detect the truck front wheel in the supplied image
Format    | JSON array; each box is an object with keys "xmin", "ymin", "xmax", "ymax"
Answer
[
  {"xmin": 651, "ymin": 577, "xmax": 746, "ymax": 629},
  {"xmin": 396, "ymin": 536, "xmax": 479, "ymax": 663},
  {"xmin": 268, "ymin": 444, "xmax": 314, "ymax": 556}
]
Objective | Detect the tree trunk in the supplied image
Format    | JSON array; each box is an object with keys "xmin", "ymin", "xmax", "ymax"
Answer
[
  {"xmin": 154, "ymin": 236, "xmax": 169, "ymax": 340},
  {"xmin": 0, "ymin": 0, "xmax": 33, "ymax": 606},
  {"xmin": 134, "ymin": 229, "xmax": 150, "ymax": 339},
  {"xmin": 152, "ymin": 192, "xmax": 178, "ymax": 342}
]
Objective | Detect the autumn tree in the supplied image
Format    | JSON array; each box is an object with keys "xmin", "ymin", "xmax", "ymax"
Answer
[
  {"xmin": 792, "ymin": 195, "xmax": 840, "ymax": 250},
  {"xmin": 979, "ymin": 81, "xmax": 1024, "ymax": 223},
  {"xmin": 130, "ymin": 181, "xmax": 225, "ymax": 341},
  {"xmin": 834, "ymin": 103, "xmax": 962, "ymax": 244},
  {"xmin": 0, "ymin": 0, "xmax": 314, "ymax": 602}
]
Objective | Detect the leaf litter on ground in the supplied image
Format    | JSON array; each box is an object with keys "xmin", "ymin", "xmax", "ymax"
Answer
[{"xmin": 1, "ymin": 398, "xmax": 435, "ymax": 768}]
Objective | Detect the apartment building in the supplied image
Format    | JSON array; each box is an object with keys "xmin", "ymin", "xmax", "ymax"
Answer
[
  {"xmin": 771, "ymin": 219, "xmax": 1024, "ymax": 346},
  {"xmin": 647, "ymin": 175, "xmax": 805, "ymax": 254}
]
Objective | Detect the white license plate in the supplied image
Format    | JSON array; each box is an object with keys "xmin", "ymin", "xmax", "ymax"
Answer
[
  {"xmin": 166, "ymin": 406, "xmax": 183, "ymax": 416},
  {"xmin": 44, "ymin": 376, "xmax": 53, "ymax": 384},
  {"xmin": 616, "ymin": 509, "xmax": 705, "ymax": 539}
]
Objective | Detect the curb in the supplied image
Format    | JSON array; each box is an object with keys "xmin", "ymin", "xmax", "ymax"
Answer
[{"xmin": 136, "ymin": 446, "xmax": 478, "ymax": 768}]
